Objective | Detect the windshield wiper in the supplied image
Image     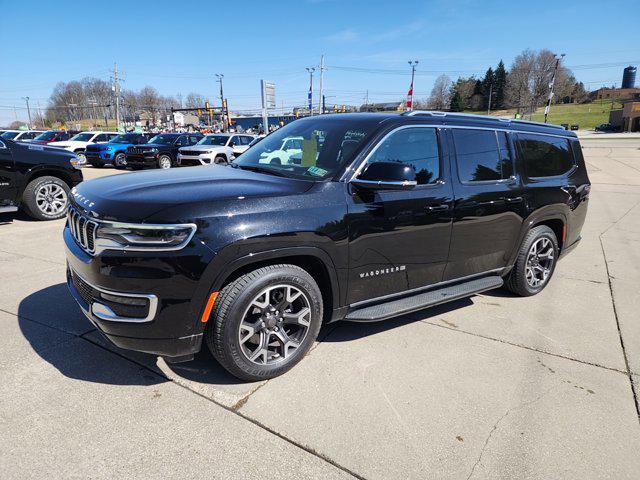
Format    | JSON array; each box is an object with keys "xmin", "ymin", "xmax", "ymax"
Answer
[{"xmin": 231, "ymin": 164, "xmax": 289, "ymax": 178}]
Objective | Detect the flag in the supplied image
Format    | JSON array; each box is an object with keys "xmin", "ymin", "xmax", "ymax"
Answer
[
  {"xmin": 308, "ymin": 85, "xmax": 313, "ymax": 112},
  {"xmin": 406, "ymin": 80, "xmax": 414, "ymax": 109}
]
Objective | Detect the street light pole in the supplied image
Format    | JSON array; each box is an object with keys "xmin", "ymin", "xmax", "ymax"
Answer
[
  {"xmin": 306, "ymin": 67, "xmax": 315, "ymax": 115},
  {"xmin": 544, "ymin": 53, "xmax": 565, "ymax": 123},
  {"xmin": 407, "ymin": 60, "xmax": 418, "ymax": 111},
  {"xmin": 487, "ymin": 82, "xmax": 493, "ymax": 115},
  {"xmin": 318, "ymin": 55, "xmax": 325, "ymax": 114},
  {"xmin": 22, "ymin": 96, "xmax": 32, "ymax": 127},
  {"xmin": 215, "ymin": 73, "xmax": 226, "ymax": 132}
]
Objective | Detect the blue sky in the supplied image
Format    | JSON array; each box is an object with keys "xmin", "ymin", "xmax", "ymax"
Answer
[{"xmin": 1, "ymin": 0, "xmax": 638, "ymax": 125}]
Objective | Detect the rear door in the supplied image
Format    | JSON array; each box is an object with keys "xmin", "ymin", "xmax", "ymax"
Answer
[
  {"xmin": 444, "ymin": 127, "xmax": 526, "ymax": 280},
  {"xmin": 347, "ymin": 125, "xmax": 454, "ymax": 304}
]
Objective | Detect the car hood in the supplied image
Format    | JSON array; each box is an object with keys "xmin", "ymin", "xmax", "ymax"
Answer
[
  {"xmin": 179, "ymin": 144, "xmax": 227, "ymax": 152},
  {"xmin": 131, "ymin": 143, "xmax": 170, "ymax": 149},
  {"xmin": 70, "ymin": 165, "xmax": 313, "ymax": 222}
]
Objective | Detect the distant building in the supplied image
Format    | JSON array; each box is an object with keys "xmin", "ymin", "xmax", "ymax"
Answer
[
  {"xmin": 173, "ymin": 112, "xmax": 199, "ymax": 127},
  {"xmin": 360, "ymin": 102, "xmax": 405, "ymax": 112},
  {"xmin": 594, "ymin": 87, "xmax": 640, "ymax": 101},
  {"xmin": 609, "ymin": 98, "xmax": 640, "ymax": 132}
]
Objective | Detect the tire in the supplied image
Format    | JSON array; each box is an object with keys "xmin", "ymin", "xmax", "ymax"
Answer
[
  {"xmin": 114, "ymin": 152, "xmax": 126, "ymax": 168},
  {"xmin": 214, "ymin": 155, "xmax": 227, "ymax": 165},
  {"xmin": 21, "ymin": 176, "xmax": 70, "ymax": 221},
  {"xmin": 75, "ymin": 150, "xmax": 86, "ymax": 165},
  {"xmin": 205, "ymin": 264, "xmax": 323, "ymax": 381},
  {"xmin": 505, "ymin": 225, "xmax": 559, "ymax": 297},
  {"xmin": 158, "ymin": 155, "xmax": 172, "ymax": 169}
]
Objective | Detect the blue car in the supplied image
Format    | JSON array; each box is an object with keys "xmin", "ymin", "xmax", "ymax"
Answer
[{"xmin": 84, "ymin": 133, "xmax": 152, "ymax": 168}]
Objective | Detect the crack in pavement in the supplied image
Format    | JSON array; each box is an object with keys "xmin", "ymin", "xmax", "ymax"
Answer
[{"xmin": 466, "ymin": 387, "xmax": 558, "ymax": 480}]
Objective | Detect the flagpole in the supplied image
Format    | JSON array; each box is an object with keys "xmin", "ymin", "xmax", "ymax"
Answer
[{"xmin": 407, "ymin": 60, "xmax": 418, "ymax": 111}]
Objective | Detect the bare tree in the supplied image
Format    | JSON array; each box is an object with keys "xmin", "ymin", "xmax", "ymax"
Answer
[
  {"xmin": 185, "ymin": 92, "xmax": 206, "ymax": 109},
  {"xmin": 428, "ymin": 74, "xmax": 453, "ymax": 110}
]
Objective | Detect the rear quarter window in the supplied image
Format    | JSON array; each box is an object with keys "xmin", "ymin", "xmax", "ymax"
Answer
[{"xmin": 517, "ymin": 133, "xmax": 574, "ymax": 178}]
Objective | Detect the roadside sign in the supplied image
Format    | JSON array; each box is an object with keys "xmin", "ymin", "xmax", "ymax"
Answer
[{"xmin": 262, "ymin": 81, "xmax": 276, "ymax": 109}]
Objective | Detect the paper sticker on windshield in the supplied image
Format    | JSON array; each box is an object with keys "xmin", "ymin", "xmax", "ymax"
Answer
[
  {"xmin": 28, "ymin": 145, "xmax": 44, "ymax": 151},
  {"xmin": 307, "ymin": 166, "xmax": 327, "ymax": 177}
]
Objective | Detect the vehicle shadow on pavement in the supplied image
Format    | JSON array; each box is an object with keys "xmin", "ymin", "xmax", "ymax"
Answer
[
  {"xmin": 18, "ymin": 283, "xmax": 253, "ymax": 386},
  {"xmin": 325, "ymin": 298, "xmax": 474, "ymax": 342},
  {"xmin": 18, "ymin": 283, "xmax": 166, "ymax": 386}
]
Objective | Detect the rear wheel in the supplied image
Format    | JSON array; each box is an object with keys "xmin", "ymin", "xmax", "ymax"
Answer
[
  {"xmin": 21, "ymin": 176, "xmax": 70, "ymax": 220},
  {"xmin": 505, "ymin": 225, "xmax": 558, "ymax": 296},
  {"xmin": 205, "ymin": 264, "xmax": 323, "ymax": 381},
  {"xmin": 158, "ymin": 155, "xmax": 172, "ymax": 169}
]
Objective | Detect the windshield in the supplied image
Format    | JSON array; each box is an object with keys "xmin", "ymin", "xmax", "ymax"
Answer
[
  {"xmin": 34, "ymin": 131, "xmax": 58, "ymax": 141},
  {"xmin": 149, "ymin": 134, "xmax": 177, "ymax": 145},
  {"xmin": 1, "ymin": 131, "xmax": 19, "ymax": 140},
  {"xmin": 70, "ymin": 133, "xmax": 95, "ymax": 142},
  {"xmin": 198, "ymin": 135, "xmax": 228, "ymax": 146},
  {"xmin": 232, "ymin": 117, "xmax": 377, "ymax": 180},
  {"xmin": 111, "ymin": 134, "xmax": 137, "ymax": 144}
]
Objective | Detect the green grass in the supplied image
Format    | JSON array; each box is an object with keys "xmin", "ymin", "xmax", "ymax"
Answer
[{"xmin": 465, "ymin": 101, "xmax": 622, "ymax": 130}]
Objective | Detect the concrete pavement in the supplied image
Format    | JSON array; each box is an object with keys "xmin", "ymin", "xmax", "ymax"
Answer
[{"xmin": 1, "ymin": 140, "xmax": 639, "ymax": 479}]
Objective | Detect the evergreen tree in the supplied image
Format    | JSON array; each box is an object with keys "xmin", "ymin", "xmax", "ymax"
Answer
[
  {"xmin": 494, "ymin": 60, "xmax": 507, "ymax": 109},
  {"xmin": 450, "ymin": 90, "xmax": 464, "ymax": 111},
  {"xmin": 481, "ymin": 67, "xmax": 495, "ymax": 109}
]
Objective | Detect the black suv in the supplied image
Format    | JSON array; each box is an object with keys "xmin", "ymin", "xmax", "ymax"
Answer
[
  {"xmin": 1, "ymin": 138, "xmax": 83, "ymax": 220},
  {"xmin": 64, "ymin": 112, "xmax": 590, "ymax": 380},
  {"xmin": 124, "ymin": 132, "xmax": 203, "ymax": 170}
]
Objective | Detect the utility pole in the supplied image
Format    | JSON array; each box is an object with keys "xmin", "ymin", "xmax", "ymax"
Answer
[
  {"xmin": 22, "ymin": 97, "xmax": 32, "ymax": 128},
  {"xmin": 318, "ymin": 55, "xmax": 325, "ymax": 114},
  {"xmin": 36, "ymin": 100, "xmax": 45, "ymax": 128},
  {"xmin": 544, "ymin": 53, "xmax": 565, "ymax": 123},
  {"xmin": 407, "ymin": 60, "xmax": 419, "ymax": 111},
  {"xmin": 306, "ymin": 67, "xmax": 315, "ymax": 115},
  {"xmin": 113, "ymin": 63, "xmax": 121, "ymax": 131},
  {"xmin": 216, "ymin": 73, "xmax": 226, "ymax": 132},
  {"xmin": 487, "ymin": 82, "xmax": 493, "ymax": 115}
]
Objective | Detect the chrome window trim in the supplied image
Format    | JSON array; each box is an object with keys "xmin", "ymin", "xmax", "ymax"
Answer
[
  {"xmin": 345, "ymin": 124, "xmax": 442, "ymax": 184},
  {"xmin": 70, "ymin": 268, "xmax": 158, "ymax": 323}
]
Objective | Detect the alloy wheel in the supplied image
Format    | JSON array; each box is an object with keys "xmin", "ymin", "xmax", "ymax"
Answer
[
  {"xmin": 159, "ymin": 156, "xmax": 171, "ymax": 169},
  {"xmin": 525, "ymin": 237, "xmax": 555, "ymax": 288},
  {"xmin": 35, "ymin": 182, "xmax": 67, "ymax": 216},
  {"xmin": 115, "ymin": 153, "xmax": 126, "ymax": 167},
  {"xmin": 238, "ymin": 284, "xmax": 311, "ymax": 365}
]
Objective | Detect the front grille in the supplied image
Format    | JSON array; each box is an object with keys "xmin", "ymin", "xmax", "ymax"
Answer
[
  {"xmin": 67, "ymin": 205, "xmax": 98, "ymax": 254},
  {"xmin": 180, "ymin": 150, "xmax": 201, "ymax": 156}
]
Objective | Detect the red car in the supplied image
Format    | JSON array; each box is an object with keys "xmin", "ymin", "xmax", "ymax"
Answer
[{"xmin": 31, "ymin": 130, "xmax": 79, "ymax": 145}]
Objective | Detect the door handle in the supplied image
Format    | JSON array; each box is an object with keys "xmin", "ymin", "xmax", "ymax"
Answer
[
  {"xmin": 426, "ymin": 204, "xmax": 449, "ymax": 212},
  {"xmin": 503, "ymin": 196, "xmax": 523, "ymax": 204}
]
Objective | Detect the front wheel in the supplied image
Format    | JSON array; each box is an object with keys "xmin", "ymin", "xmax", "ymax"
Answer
[
  {"xmin": 505, "ymin": 225, "xmax": 559, "ymax": 296},
  {"xmin": 75, "ymin": 151, "xmax": 86, "ymax": 165},
  {"xmin": 21, "ymin": 176, "xmax": 70, "ymax": 220},
  {"xmin": 158, "ymin": 155, "xmax": 172, "ymax": 169},
  {"xmin": 214, "ymin": 155, "xmax": 227, "ymax": 165},
  {"xmin": 114, "ymin": 152, "xmax": 126, "ymax": 168},
  {"xmin": 205, "ymin": 264, "xmax": 323, "ymax": 381}
]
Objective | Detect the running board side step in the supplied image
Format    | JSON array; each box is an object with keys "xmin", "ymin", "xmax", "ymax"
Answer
[
  {"xmin": 344, "ymin": 276, "xmax": 503, "ymax": 322},
  {"xmin": 0, "ymin": 206, "xmax": 18, "ymax": 214}
]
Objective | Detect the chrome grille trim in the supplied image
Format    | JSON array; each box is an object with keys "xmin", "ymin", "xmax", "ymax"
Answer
[{"xmin": 67, "ymin": 205, "xmax": 98, "ymax": 254}]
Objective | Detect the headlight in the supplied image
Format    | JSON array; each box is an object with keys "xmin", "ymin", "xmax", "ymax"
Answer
[
  {"xmin": 149, "ymin": 148, "xmax": 158, "ymax": 153},
  {"xmin": 69, "ymin": 155, "xmax": 82, "ymax": 169},
  {"xmin": 95, "ymin": 222, "xmax": 196, "ymax": 251}
]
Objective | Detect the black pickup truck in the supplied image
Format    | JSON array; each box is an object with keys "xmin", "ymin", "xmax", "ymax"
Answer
[
  {"xmin": 64, "ymin": 112, "xmax": 590, "ymax": 380},
  {"xmin": 1, "ymin": 138, "xmax": 83, "ymax": 220}
]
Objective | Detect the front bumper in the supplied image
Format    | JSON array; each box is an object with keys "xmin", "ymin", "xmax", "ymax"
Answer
[
  {"xmin": 125, "ymin": 154, "xmax": 158, "ymax": 167},
  {"xmin": 177, "ymin": 154, "xmax": 212, "ymax": 166},
  {"xmin": 64, "ymin": 225, "xmax": 213, "ymax": 358},
  {"xmin": 85, "ymin": 151, "xmax": 111, "ymax": 165}
]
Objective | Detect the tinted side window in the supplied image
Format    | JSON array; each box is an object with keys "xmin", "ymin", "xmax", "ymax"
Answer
[
  {"xmin": 517, "ymin": 134, "xmax": 574, "ymax": 177},
  {"xmin": 367, "ymin": 127, "xmax": 439, "ymax": 185},
  {"xmin": 453, "ymin": 129, "xmax": 510, "ymax": 182},
  {"xmin": 93, "ymin": 134, "xmax": 107, "ymax": 142}
]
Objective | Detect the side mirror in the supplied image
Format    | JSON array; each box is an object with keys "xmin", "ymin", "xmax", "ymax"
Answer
[{"xmin": 351, "ymin": 161, "xmax": 417, "ymax": 190}]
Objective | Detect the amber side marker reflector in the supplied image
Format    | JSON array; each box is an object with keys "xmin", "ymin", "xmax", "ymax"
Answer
[{"xmin": 201, "ymin": 292, "xmax": 219, "ymax": 323}]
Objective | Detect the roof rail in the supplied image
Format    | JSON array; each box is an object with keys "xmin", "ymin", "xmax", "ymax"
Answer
[{"xmin": 402, "ymin": 110, "xmax": 566, "ymax": 130}]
